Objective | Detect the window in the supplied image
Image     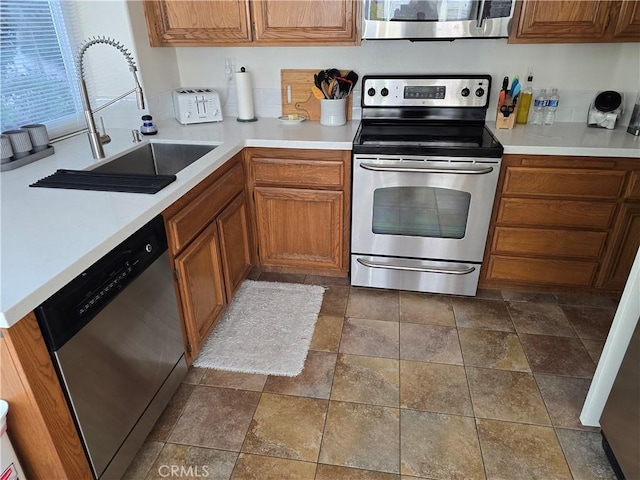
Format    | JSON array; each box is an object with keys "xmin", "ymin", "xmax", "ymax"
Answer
[{"xmin": 1, "ymin": 1, "xmax": 84, "ymax": 137}]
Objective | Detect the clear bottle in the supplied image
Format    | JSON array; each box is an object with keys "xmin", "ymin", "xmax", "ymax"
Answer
[
  {"xmin": 531, "ymin": 89, "xmax": 547, "ymax": 125},
  {"xmin": 516, "ymin": 69, "xmax": 534, "ymax": 125},
  {"xmin": 544, "ymin": 88, "xmax": 560, "ymax": 125}
]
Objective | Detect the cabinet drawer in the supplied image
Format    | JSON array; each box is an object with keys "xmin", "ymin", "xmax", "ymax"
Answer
[
  {"xmin": 486, "ymin": 255, "xmax": 598, "ymax": 287},
  {"xmin": 497, "ymin": 198, "xmax": 616, "ymax": 229},
  {"xmin": 252, "ymin": 157, "xmax": 343, "ymax": 189},
  {"xmin": 492, "ymin": 226, "xmax": 607, "ymax": 259},
  {"xmin": 625, "ymin": 171, "xmax": 640, "ymax": 200},
  {"xmin": 503, "ymin": 167, "xmax": 625, "ymax": 199},
  {"xmin": 167, "ymin": 163, "xmax": 244, "ymax": 253}
]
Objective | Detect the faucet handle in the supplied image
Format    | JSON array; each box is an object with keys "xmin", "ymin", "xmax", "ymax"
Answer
[
  {"xmin": 132, "ymin": 129, "xmax": 142, "ymax": 143},
  {"xmin": 99, "ymin": 116, "xmax": 111, "ymax": 145}
]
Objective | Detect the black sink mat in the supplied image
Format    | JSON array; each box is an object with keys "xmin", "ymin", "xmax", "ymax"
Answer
[{"xmin": 30, "ymin": 169, "xmax": 177, "ymax": 194}]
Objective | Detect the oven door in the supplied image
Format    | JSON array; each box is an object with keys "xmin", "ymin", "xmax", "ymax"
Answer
[{"xmin": 351, "ymin": 154, "xmax": 500, "ymax": 262}]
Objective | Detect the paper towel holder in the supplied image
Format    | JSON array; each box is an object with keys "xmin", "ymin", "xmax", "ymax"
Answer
[{"xmin": 236, "ymin": 67, "xmax": 258, "ymax": 123}]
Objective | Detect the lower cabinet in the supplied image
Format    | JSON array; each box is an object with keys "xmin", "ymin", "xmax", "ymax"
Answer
[
  {"xmin": 245, "ymin": 147, "xmax": 351, "ymax": 276},
  {"xmin": 482, "ymin": 155, "xmax": 640, "ymax": 292},
  {"xmin": 174, "ymin": 221, "xmax": 227, "ymax": 357},
  {"xmin": 164, "ymin": 154, "xmax": 251, "ymax": 362}
]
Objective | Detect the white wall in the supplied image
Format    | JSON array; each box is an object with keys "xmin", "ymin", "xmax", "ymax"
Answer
[{"xmin": 171, "ymin": 40, "xmax": 640, "ymax": 121}]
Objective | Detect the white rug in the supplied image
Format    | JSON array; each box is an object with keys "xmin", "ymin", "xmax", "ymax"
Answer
[{"xmin": 193, "ymin": 280, "xmax": 325, "ymax": 377}]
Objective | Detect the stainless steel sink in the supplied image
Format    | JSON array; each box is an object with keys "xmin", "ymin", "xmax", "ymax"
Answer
[{"xmin": 90, "ymin": 143, "xmax": 216, "ymax": 176}]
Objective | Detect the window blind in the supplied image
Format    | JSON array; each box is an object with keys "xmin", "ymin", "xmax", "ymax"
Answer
[{"xmin": 0, "ymin": 0, "xmax": 84, "ymax": 138}]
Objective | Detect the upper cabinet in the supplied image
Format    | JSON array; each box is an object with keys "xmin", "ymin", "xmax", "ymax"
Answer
[
  {"xmin": 510, "ymin": 0, "xmax": 640, "ymax": 43},
  {"xmin": 143, "ymin": 0, "xmax": 360, "ymax": 46}
]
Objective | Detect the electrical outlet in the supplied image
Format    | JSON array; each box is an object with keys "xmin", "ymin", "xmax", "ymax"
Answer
[{"xmin": 224, "ymin": 57, "xmax": 234, "ymax": 83}]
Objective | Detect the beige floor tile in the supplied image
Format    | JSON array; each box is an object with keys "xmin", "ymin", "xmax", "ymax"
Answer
[
  {"xmin": 242, "ymin": 393, "xmax": 327, "ymax": 462},
  {"xmin": 466, "ymin": 367, "xmax": 551, "ymax": 425},
  {"xmin": 400, "ymin": 410, "xmax": 484, "ymax": 480},
  {"xmin": 310, "ymin": 316, "xmax": 344, "ymax": 353},
  {"xmin": 581, "ymin": 337, "xmax": 606, "ymax": 365},
  {"xmin": 258, "ymin": 272, "xmax": 307, "ymax": 284},
  {"xmin": 458, "ymin": 328, "xmax": 530, "ymax": 372},
  {"xmin": 182, "ymin": 366, "xmax": 206, "ymax": 385},
  {"xmin": 264, "ymin": 351, "xmax": 337, "ymax": 399},
  {"xmin": 556, "ymin": 429, "xmax": 617, "ymax": 480},
  {"xmin": 399, "ymin": 323, "xmax": 462, "ymax": 364},
  {"xmin": 519, "ymin": 334, "xmax": 596, "ymax": 378},
  {"xmin": 199, "ymin": 369, "xmax": 267, "ymax": 392},
  {"xmin": 320, "ymin": 286, "xmax": 350, "ymax": 317},
  {"xmin": 506, "ymin": 302, "xmax": 576, "ymax": 337},
  {"xmin": 562, "ymin": 305, "xmax": 616, "ymax": 340},
  {"xmin": 477, "ymin": 418, "xmax": 572, "ymax": 480},
  {"xmin": 555, "ymin": 292, "xmax": 618, "ymax": 308},
  {"xmin": 501, "ymin": 290, "xmax": 558, "ymax": 303},
  {"xmin": 305, "ymin": 275, "xmax": 351, "ymax": 287},
  {"xmin": 346, "ymin": 287, "xmax": 399, "ymax": 322},
  {"xmin": 400, "ymin": 360, "xmax": 473, "ymax": 416},
  {"xmin": 145, "ymin": 443, "xmax": 237, "ymax": 480},
  {"xmin": 122, "ymin": 441, "xmax": 163, "ymax": 480},
  {"xmin": 319, "ymin": 401, "xmax": 400, "ymax": 474},
  {"xmin": 535, "ymin": 374, "xmax": 596, "ymax": 430},
  {"xmin": 231, "ymin": 453, "xmax": 317, "ymax": 480},
  {"xmin": 339, "ymin": 318, "xmax": 399, "ymax": 359},
  {"xmin": 316, "ymin": 464, "xmax": 400, "ymax": 479},
  {"xmin": 147, "ymin": 383, "xmax": 195, "ymax": 441},
  {"xmin": 452, "ymin": 298, "xmax": 515, "ymax": 332},
  {"xmin": 331, "ymin": 354, "xmax": 399, "ymax": 407},
  {"xmin": 399, "ymin": 292, "xmax": 455, "ymax": 326},
  {"xmin": 168, "ymin": 386, "xmax": 260, "ymax": 451}
]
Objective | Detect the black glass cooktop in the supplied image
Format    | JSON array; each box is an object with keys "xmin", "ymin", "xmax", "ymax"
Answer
[{"xmin": 353, "ymin": 122, "xmax": 504, "ymax": 158}]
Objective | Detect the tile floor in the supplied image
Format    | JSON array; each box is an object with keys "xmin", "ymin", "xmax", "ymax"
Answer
[{"xmin": 124, "ymin": 272, "xmax": 620, "ymax": 480}]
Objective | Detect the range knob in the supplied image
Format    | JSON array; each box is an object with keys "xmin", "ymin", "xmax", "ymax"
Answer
[
  {"xmin": 367, "ymin": 88, "xmax": 376, "ymax": 97},
  {"xmin": 381, "ymin": 87, "xmax": 389, "ymax": 97},
  {"xmin": 475, "ymin": 87, "xmax": 485, "ymax": 97},
  {"xmin": 461, "ymin": 87, "xmax": 470, "ymax": 97}
]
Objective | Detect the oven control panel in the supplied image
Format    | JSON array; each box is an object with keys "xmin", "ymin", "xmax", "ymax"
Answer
[{"xmin": 362, "ymin": 76, "xmax": 490, "ymax": 108}]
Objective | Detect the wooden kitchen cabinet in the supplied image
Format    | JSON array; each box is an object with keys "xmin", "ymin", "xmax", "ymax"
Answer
[
  {"xmin": 143, "ymin": 0, "xmax": 359, "ymax": 46},
  {"xmin": 163, "ymin": 154, "xmax": 251, "ymax": 362},
  {"xmin": 481, "ymin": 155, "xmax": 640, "ymax": 292},
  {"xmin": 245, "ymin": 147, "xmax": 351, "ymax": 276},
  {"xmin": 510, "ymin": 0, "xmax": 640, "ymax": 43}
]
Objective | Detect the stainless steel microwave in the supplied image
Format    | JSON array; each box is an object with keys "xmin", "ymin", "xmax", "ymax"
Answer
[{"xmin": 362, "ymin": 0, "xmax": 515, "ymax": 40}]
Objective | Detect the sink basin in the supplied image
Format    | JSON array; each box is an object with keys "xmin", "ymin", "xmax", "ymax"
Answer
[{"xmin": 90, "ymin": 143, "xmax": 216, "ymax": 176}]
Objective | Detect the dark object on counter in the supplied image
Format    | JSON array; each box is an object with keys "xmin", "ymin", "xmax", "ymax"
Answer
[
  {"xmin": 30, "ymin": 169, "xmax": 176, "ymax": 194},
  {"xmin": 627, "ymin": 93, "xmax": 640, "ymax": 136},
  {"xmin": 140, "ymin": 115, "xmax": 158, "ymax": 135},
  {"xmin": 595, "ymin": 91, "xmax": 622, "ymax": 112}
]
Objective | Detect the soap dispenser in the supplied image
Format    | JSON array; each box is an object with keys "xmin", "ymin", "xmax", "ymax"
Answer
[
  {"xmin": 628, "ymin": 93, "xmax": 640, "ymax": 136},
  {"xmin": 140, "ymin": 115, "xmax": 158, "ymax": 135}
]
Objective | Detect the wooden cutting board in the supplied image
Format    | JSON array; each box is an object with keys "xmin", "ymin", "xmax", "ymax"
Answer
[{"xmin": 281, "ymin": 69, "xmax": 352, "ymax": 122}]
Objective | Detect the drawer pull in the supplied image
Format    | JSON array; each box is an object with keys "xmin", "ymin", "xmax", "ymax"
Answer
[{"xmin": 356, "ymin": 258, "xmax": 476, "ymax": 275}]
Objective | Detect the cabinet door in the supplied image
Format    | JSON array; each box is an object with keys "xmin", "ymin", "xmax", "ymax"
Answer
[
  {"xmin": 610, "ymin": 1, "xmax": 640, "ymax": 41},
  {"xmin": 513, "ymin": 0, "xmax": 611, "ymax": 42},
  {"xmin": 597, "ymin": 203, "xmax": 640, "ymax": 290},
  {"xmin": 175, "ymin": 222, "xmax": 226, "ymax": 358},
  {"xmin": 254, "ymin": 187, "xmax": 344, "ymax": 272},
  {"xmin": 252, "ymin": 0, "xmax": 358, "ymax": 44},
  {"xmin": 217, "ymin": 193, "xmax": 252, "ymax": 300},
  {"xmin": 143, "ymin": 0, "xmax": 252, "ymax": 46}
]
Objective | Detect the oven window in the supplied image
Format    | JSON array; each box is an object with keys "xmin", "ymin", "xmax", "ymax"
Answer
[{"xmin": 372, "ymin": 186, "xmax": 470, "ymax": 239}]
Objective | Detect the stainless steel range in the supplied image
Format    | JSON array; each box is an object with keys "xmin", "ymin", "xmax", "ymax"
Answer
[{"xmin": 351, "ymin": 75, "xmax": 503, "ymax": 296}]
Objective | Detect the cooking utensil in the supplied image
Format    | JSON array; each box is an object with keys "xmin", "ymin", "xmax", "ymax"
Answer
[
  {"xmin": 311, "ymin": 85, "xmax": 325, "ymax": 100},
  {"xmin": 500, "ymin": 104, "xmax": 515, "ymax": 117}
]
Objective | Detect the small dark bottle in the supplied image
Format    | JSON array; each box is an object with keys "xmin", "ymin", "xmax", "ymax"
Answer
[{"xmin": 140, "ymin": 115, "xmax": 158, "ymax": 135}]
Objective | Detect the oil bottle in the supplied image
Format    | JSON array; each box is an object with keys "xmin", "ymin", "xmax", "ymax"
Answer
[{"xmin": 516, "ymin": 69, "xmax": 534, "ymax": 125}]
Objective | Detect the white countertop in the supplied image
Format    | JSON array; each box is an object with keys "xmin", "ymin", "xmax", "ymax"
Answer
[
  {"xmin": 1, "ymin": 117, "xmax": 638, "ymax": 328},
  {"xmin": 0, "ymin": 118, "xmax": 358, "ymax": 328},
  {"xmin": 488, "ymin": 122, "xmax": 640, "ymax": 158}
]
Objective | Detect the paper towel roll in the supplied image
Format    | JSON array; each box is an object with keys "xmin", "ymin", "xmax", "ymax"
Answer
[{"xmin": 236, "ymin": 67, "xmax": 257, "ymax": 122}]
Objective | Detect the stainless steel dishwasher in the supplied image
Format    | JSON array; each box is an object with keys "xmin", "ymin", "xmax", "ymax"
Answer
[{"xmin": 35, "ymin": 215, "xmax": 186, "ymax": 479}]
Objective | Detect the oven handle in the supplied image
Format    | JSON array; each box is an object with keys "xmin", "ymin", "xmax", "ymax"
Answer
[
  {"xmin": 359, "ymin": 163, "xmax": 494, "ymax": 175},
  {"xmin": 356, "ymin": 258, "xmax": 476, "ymax": 275}
]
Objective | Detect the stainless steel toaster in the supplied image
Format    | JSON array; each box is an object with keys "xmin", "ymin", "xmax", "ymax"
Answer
[{"xmin": 173, "ymin": 88, "xmax": 223, "ymax": 125}]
